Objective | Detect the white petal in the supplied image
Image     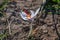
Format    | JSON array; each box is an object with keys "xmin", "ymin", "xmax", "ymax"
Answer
[
  {"xmin": 31, "ymin": 8, "xmax": 40, "ymax": 18},
  {"xmin": 20, "ymin": 11, "xmax": 28, "ymax": 20},
  {"xmin": 30, "ymin": 10, "xmax": 35, "ymax": 17},
  {"xmin": 34, "ymin": 7, "xmax": 40, "ymax": 16},
  {"xmin": 29, "ymin": 8, "xmax": 40, "ymax": 19}
]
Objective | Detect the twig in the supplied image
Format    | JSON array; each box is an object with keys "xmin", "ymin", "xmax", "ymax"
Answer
[
  {"xmin": 7, "ymin": 18, "xmax": 14, "ymax": 35},
  {"xmin": 28, "ymin": 22, "xmax": 33, "ymax": 37}
]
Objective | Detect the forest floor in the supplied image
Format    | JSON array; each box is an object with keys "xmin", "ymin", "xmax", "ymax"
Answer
[{"xmin": 0, "ymin": 0, "xmax": 60, "ymax": 40}]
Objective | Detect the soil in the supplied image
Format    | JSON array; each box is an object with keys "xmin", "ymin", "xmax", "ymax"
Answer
[{"xmin": 0, "ymin": 0, "xmax": 60, "ymax": 40}]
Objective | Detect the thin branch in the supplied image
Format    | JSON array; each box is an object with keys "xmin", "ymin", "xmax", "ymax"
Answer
[{"xmin": 7, "ymin": 18, "xmax": 14, "ymax": 35}]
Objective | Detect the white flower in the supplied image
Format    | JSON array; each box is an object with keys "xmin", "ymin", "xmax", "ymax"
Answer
[{"xmin": 20, "ymin": 7, "xmax": 40, "ymax": 20}]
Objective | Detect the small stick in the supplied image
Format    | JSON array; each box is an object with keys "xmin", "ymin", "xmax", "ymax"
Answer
[
  {"xmin": 28, "ymin": 19, "xmax": 34, "ymax": 37},
  {"xmin": 7, "ymin": 18, "xmax": 14, "ymax": 35},
  {"xmin": 28, "ymin": 22, "xmax": 33, "ymax": 37}
]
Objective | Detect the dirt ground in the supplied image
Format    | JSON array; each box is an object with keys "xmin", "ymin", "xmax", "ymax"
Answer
[{"xmin": 0, "ymin": 0, "xmax": 60, "ymax": 40}]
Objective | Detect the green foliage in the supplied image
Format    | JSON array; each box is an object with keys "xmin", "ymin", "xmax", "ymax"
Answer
[
  {"xmin": 0, "ymin": 33, "xmax": 8, "ymax": 40},
  {"xmin": 0, "ymin": 0, "xmax": 9, "ymax": 17},
  {"xmin": 52, "ymin": 0, "xmax": 60, "ymax": 3},
  {"xmin": 0, "ymin": 0, "xmax": 9, "ymax": 11},
  {"xmin": 44, "ymin": 0, "xmax": 60, "ymax": 14}
]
